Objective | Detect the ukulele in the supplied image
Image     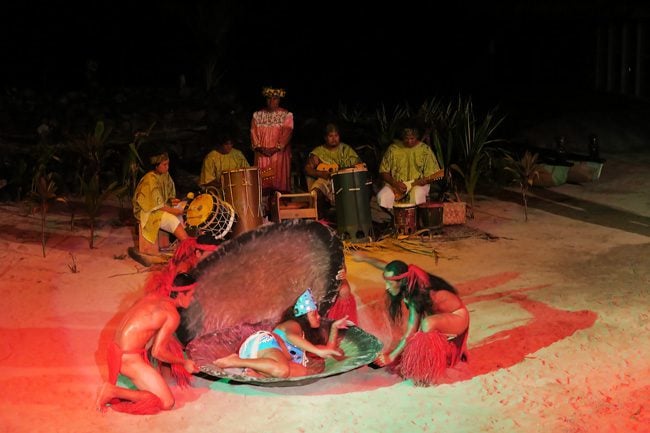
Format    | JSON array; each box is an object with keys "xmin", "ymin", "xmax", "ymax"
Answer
[
  {"xmin": 315, "ymin": 162, "xmax": 366, "ymax": 174},
  {"xmin": 316, "ymin": 162, "xmax": 339, "ymax": 173},
  {"xmin": 393, "ymin": 169, "xmax": 445, "ymax": 201}
]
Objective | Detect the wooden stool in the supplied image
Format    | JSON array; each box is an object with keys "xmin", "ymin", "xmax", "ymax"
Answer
[
  {"xmin": 274, "ymin": 191, "xmax": 318, "ymax": 222},
  {"xmin": 137, "ymin": 224, "xmax": 170, "ymax": 255}
]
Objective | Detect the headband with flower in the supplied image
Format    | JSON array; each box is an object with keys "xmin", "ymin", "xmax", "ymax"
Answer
[
  {"xmin": 262, "ymin": 87, "xmax": 286, "ymax": 98},
  {"xmin": 383, "ymin": 264, "xmax": 430, "ymax": 296},
  {"xmin": 149, "ymin": 152, "xmax": 169, "ymax": 165}
]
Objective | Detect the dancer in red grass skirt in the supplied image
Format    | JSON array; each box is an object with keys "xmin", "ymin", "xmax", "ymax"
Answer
[
  {"xmin": 353, "ymin": 253, "xmax": 469, "ymax": 386},
  {"xmin": 95, "ymin": 271, "xmax": 199, "ymax": 414}
]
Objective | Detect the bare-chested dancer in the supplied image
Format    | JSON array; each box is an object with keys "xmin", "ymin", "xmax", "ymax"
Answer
[{"xmin": 96, "ymin": 272, "xmax": 199, "ymax": 414}]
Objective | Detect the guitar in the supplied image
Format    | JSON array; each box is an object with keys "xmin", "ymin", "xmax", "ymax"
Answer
[
  {"xmin": 315, "ymin": 162, "xmax": 366, "ymax": 174},
  {"xmin": 316, "ymin": 162, "xmax": 339, "ymax": 173},
  {"xmin": 393, "ymin": 169, "xmax": 445, "ymax": 201}
]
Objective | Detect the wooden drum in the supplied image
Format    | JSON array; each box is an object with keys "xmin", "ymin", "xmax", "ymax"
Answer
[{"xmin": 393, "ymin": 202, "xmax": 417, "ymax": 235}]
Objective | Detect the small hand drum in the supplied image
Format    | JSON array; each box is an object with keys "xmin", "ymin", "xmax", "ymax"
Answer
[
  {"xmin": 393, "ymin": 202, "xmax": 417, "ymax": 236},
  {"xmin": 184, "ymin": 191, "xmax": 235, "ymax": 239}
]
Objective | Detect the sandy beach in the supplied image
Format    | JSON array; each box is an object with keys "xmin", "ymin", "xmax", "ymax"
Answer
[{"xmin": 1, "ymin": 150, "xmax": 649, "ymax": 433}]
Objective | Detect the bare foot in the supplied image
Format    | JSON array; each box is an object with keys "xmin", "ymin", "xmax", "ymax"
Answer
[
  {"xmin": 95, "ymin": 382, "xmax": 113, "ymax": 412},
  {"xmin": 213, "ymin": 353, "xmax": 241, "ymax": 369},
  {"xmin": 243, "ymin": 368, "xmax": 264, "ymax": 378}
]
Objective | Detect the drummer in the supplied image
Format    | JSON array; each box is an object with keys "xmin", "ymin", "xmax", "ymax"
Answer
[
  {"xmin": 133, "ymin": 148, "xmax": 191, "ymax": 253},
  {"xmin": 199, "ymin": 128, "xmax": 250, "ymax": 194},
  {"xmin": 304, "ymin": 123, "xmax": 364, "ymax": 219}
]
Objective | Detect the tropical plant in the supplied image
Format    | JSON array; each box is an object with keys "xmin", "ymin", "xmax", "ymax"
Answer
[
  {"xmin": 449, "ymin": 98, "xmax": 506, "ymax": 217},
  {"xmin": 373, "ymin": 103, "xmax": 411, "ymax": 150},
  {"xmin": 79, "ymin": 174, "xmax": 126, "ymax": 248},
  {"xmin": 71, "ymin": 120, "xmax": 127, "ymax": 247},
  {"xmin": 68, "ymin": 252, "xmax": 79, "ymax": 273},
  {"xmin": 29, "ymin": 172, "xmax": 66, "ymax": 257},
  {"xmin": 504, "ymin": 151, "xmax": 540, "ymax": 221},
  {"xmin": 74, "ymin": 121, "xmax": 113, "ymax": 184},
  {"xmin": 337, "ymin": 102, "xmax": 368, "ymax": 125},
  {"xmin": 122, "ymin": 122, "xmax": 155, "ymax": 198},
  {"xmin": 421, "ymin": 98, "xmax": 462, "ymax": 201}
]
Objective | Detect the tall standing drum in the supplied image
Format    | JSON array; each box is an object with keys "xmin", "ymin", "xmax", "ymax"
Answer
[
  {"xmin": 332, "ymin": 168, "xmax": 373, "ymax": 242},
  {"xmin": 221, "ymin": 167, "xmax": 264, "ymax": 237}
]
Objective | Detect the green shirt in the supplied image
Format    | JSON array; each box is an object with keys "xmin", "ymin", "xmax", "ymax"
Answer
[
  {"xmin": 379, "ymin": 140, "xmax": 440, "ymax": 183},
  {"xmin": 309, "ymin": 143, "xmax": 361, "ymax": 170},
  {"xmin": 132, "ymin": 171, "xmax": 176, "ymax": 243},
  {"xmin": 199, "ymin": 149, "xmax": 250, "ymax": 186}
]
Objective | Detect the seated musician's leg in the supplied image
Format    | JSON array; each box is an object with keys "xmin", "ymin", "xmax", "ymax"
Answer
[
  {"xmin": 160, "ymin": 211, "xmax": 189, "ymax": 242},
  {"xmin": 376, "ymin": 185, "xmax": 395, "ymax": 210},
  {"xmin": 309, "ymin": 178, "xmax": 333, "ymax": 220},
  {"xmin": 412, "ymin": 184, "xmax": 430, "ymax": 205}
]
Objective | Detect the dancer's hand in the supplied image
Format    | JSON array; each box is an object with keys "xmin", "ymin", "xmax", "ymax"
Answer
[
  {"xmin": 183, "ymin": 359, "xmax": 199, "ymax": 373},
  {"xmin": 373, "ymin": 352, "xmax": 393, "ymax": 367},
  {"xmin": 315, "ymin": 346, "xmax": 343, "ymax": 358},
  {"xmin": 332, "ymin": 315, "xmax": 350, "ymax": 330}
]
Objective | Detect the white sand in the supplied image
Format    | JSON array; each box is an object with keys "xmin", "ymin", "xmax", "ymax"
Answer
[{"xmin": 1, "ymin": 152, "xmax": 649, "ymax": 433}]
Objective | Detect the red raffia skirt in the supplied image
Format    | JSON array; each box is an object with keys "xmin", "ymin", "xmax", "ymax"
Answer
[{"xmin": 395, "ymin": 330, "xmax": 468, "ymax": 386}]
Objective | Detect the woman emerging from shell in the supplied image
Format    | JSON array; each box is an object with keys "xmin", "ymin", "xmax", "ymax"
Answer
[{"xmin": 212, "ymin": 289, "xmax": 350, "ymax": 378}]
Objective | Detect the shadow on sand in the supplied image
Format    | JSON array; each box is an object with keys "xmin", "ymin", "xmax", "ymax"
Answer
[{"xmin": 490, "ymin": 187, "xmax": 650, "ymax": 237}]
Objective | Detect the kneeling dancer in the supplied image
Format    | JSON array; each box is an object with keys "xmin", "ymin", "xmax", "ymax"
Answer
[
  {"xmin": 354, "ymin": 254, "xmax": 469, "ymax": 385},
  {"xmin": 96, "ymin": 271, "xmax": 199, "ymax": 414}
]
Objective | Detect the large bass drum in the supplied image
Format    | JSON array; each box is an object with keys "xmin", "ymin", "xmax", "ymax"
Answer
[{"xmin": 221, "ymin": 167, "xmax": 264, "ymax": 237}]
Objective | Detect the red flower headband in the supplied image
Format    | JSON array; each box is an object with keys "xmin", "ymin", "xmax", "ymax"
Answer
[{"xmin": 383, "ymin": 264, "xmax": 430, "ymax": 294}]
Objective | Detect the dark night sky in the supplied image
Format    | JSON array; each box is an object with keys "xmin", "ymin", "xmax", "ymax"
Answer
[{"xmin": 3, "ymin": 1, "xmax": 649, "ymax": 111}]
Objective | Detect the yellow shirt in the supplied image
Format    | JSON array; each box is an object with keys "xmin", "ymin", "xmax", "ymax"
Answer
[{"xmin": 133, "ymin": 171, "xmax": 176, "ymax": 243}]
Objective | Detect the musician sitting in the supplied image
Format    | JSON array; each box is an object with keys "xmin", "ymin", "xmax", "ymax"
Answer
[
  {"xmin": 133, "ymin": 149, "xmax": 190, "ymax": 255},
  {"xmin": 304, "ymin": 123, "xmax": 364, "ymax": 219},
  {"xmin": 199, "ymin": 129, "xmax": 250, "ymax": 194},
  {"xmin": 377, "ymin": 125, "xmax": 443, "ymax": 210}
]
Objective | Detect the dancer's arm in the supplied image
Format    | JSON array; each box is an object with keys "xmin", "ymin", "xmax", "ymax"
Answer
[
  {"xmin": 281, "ymin": 321, "xmax": 342, "ymax": 358},
  {"xmin": 150, "ymin": 307, "xmax": 197, "ymax": 372},
  {"xmin": 325, "ymin": 315, "xmax": 350, "ymax": 349},
  {"xmin": 375, "ymin": 303, "xmax": 420, "ymax": 366},
  {"xmin": 351, "ymin": 252, "xmax": 387, "ymax": 271}
]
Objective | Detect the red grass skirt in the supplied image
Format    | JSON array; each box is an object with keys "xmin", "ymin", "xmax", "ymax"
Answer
[
  {"xmin": 326, "ymin": 293, "xmax": 359, "ymax": 324},
  {"xmin": 110, "ymin": 394, "xmax": 163, "ymax": 415},
  {"xmin": 397, "ymin": 330, "xmax": 468, "ymax": 386}
]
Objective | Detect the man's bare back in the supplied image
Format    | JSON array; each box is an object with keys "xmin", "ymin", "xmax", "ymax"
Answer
[{"xmin": 114, "ymin": 294, "xmax": 179, "ymax": 352}]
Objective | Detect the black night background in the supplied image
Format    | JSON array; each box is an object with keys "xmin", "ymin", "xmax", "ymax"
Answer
[{"xmin": 2, "ymin": 0, "xmax": 650, "ymax": 195}]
